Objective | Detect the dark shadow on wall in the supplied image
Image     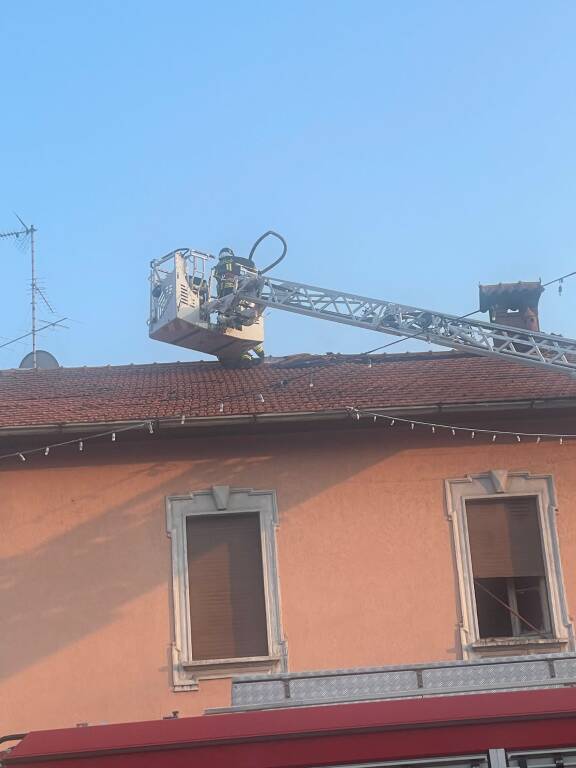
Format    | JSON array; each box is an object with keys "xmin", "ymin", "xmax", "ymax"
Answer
[{"xmin": 0, "ymin": 426, "xmax": 406, "ymax": 682}]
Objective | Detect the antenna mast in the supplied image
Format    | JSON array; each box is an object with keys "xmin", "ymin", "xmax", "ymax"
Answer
[
  {"xmin": 0, "ymin": 217, "xmax": 42, "ymax": 369},
  {"xmin": 30, "ymin": 223, "xmax": 37, "ymax": 369},
  {"xmin": 13, "ymin": 215, "xmax": 39, "ymax": 369}
]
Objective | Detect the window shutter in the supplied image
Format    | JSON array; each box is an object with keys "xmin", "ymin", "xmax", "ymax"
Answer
[
  {"xmin": 466, "ymin": 496, "xmax": 545, "ymax": 578},
  {"xmin": 186, "ymin": 512, "xmax": 269, "ymax": 661}
]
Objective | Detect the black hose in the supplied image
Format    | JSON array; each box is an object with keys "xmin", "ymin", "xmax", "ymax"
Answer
[{"xmin": 247, "ymin": 231, "xmax": 287, "ymax": 275}]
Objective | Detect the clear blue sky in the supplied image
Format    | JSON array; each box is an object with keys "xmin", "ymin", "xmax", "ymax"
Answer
[{"xmin": 1, "ymin": 1, "xmax": 575, "ymax": 367}]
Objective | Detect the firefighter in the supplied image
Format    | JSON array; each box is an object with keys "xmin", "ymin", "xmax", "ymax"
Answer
[
  {"xmin": 240, "ymin": 343, "xmax": 265, "ymax": 362},
  {"xmin": 214, "ymin": 247, "xmax": 240, "ymax": 297}
]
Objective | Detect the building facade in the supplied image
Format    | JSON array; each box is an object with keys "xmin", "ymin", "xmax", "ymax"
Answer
[{"xmin": 2, "ymin": 351, "xmax": 576, "ymax": 736}]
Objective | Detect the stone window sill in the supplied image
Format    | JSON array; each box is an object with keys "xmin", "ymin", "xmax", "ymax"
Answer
[
  {"xmin": 470, "ymin": 637, "xmax": 567, "ymax": 657},
  {"xmin": 182, "ymin": 655, "xmax": 281, "ymax": 679},
  {"xmin": 173, "ymin": 652, "xmax": 281, "ymax": 691}
]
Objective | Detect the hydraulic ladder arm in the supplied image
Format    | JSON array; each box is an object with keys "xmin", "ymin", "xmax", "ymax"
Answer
[
  {"xmin": 213, "ymin": 275, "xmax": 576, "ymax": 376},
  {"xmin": 151, "ymin": 232, "xmax": 576, "ymax": 374}
]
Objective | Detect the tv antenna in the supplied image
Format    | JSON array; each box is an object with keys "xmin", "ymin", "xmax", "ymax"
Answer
[{"xmin": 0, "ymin": 215, "xmax": 66, "ymax": 369}]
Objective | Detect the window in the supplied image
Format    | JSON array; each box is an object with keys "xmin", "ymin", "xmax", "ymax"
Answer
[
  {"xmin": 466, "ymin": 496, "xmax": 551, "ymax": 639},
  {"xmin": 446, "ymin": 471, "xmax": 574, "ymax": 659},
  {"xmin": 167, "ymin": 487, "xmax": 286, "ymax": 691},
  {"xmin": 186, "ymin": 512, "xmax": 269, "ymax": 660}
]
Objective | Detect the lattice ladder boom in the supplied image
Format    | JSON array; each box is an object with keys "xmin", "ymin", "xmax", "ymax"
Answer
[{"xmin": 232, "ymin": 275, "xmax": 576, "ymax": 375}]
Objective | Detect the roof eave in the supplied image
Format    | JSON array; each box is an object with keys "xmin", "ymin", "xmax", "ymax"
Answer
[{"xmin": 0, "ymin": 397, "xmax": 575, "ymax": 439}]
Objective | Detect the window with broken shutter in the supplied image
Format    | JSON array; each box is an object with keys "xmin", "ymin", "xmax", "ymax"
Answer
[
  {"xmin": 186, "ymin": 512, "xmax": 269, "ymax": 660},
  {"xmin": 466, "ymin": 496, "xmax": 550, "ymax": 638}
]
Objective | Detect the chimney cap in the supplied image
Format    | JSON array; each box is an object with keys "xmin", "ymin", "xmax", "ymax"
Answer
[{"xmin": 479, "ymin": 281, "xmax": 544, "ymax": 313}]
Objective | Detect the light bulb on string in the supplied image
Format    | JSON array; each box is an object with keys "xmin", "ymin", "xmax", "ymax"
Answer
[
  {"xmin": 180, "ymin": 415, "xmax": 186, "ymax": 425},
  {"xmin": 44, "ymin": 447, "xmax": 50, "ymax": 456},
  {"xmin": 147, "ymin": 422, "xmax": 154, "ymax": 434},
  {"xmin": 219, "ymin": 402, "xmax": 224, "ymax": 413},
  {"xmin": 79, "ymin": 441, "xmax": 84, "ymax": 452},
  {"xmin": 348, "ymin": 407, "xmax": 576, "ymax": 447},
  {"xmin": 112, "ymin": 432, "xmax": 116, "ymax": 442},
  {"xmin": 18, "ymin": 453, "xmax": 26, "ymax": 462}
]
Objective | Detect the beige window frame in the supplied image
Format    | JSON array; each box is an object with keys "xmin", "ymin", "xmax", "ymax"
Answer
[
  {"xmin": 167, "ymin": 486, "xmax": 287, "ymax": 691},
  {"xmin": 445, "ymin": 470, "xmax": 574, "ymax": 659}
]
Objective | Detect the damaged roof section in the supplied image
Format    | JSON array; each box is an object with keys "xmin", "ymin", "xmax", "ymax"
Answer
[{"xmin": 0, "ymin": 351, "xmax": 575, "ymax": 431}]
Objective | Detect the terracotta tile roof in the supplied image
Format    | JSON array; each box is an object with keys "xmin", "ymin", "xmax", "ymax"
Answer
[{"xmin": 0, "ymin": 351, "xmax": 575, "ymax": 429}]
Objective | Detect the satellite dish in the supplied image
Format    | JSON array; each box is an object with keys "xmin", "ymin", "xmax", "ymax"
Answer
[{"xmin": 19, "ymin": 350, "xmax": 60, "ymax": 369}]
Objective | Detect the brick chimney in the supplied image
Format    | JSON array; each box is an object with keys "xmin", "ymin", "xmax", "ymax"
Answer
[{"xmin": 479, "ymin": 281, "xmax": 544, "ymax": 332}]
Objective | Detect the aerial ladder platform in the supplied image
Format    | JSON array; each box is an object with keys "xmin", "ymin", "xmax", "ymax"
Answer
[{"xmin": 149, "ymin": 232, "xmax": 576, "ymax": 376}]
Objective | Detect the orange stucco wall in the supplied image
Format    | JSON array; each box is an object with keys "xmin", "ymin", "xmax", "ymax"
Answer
[{"xmin": 2, "ymin": 422, "xmax": 575, "ymax": 733}]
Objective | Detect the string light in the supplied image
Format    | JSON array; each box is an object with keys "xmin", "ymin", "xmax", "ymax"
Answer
[
  {"xmin": 349, "ymin": 408, "xmax": 576, "ymax": 444},
  {"xmin": 147, "ymin": 421, "xmax": 154, "ymax": 434},
  {"xmin": 219, "ymin": 402, "xmax": 224, "ymax": 413},
  {"xmin": 180, "ymin": 414, "xmax": 186, "ymax": 425},
  {"xmin": 0, "ymin": 421, "xmax": 156, "ymax": 464},
  {"xmin": 257, "ymin": 393, "xmax": 265, "ymax": 403}
]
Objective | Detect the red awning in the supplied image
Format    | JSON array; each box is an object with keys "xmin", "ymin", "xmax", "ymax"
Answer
[{"xmin": 5, "ymin": 688, "xmax": 576, "ymax": 768}]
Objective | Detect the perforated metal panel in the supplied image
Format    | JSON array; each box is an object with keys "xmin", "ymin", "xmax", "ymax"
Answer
[
  {"xmin": 231, "ymin": 652, "xmax": 576, "ymax": 710},
  {"xmin": 421, "ymin": 658, "xmax": 551, "ymax": 691},
  {"xmin": 289, "ymin": 669, "xmax": 417, "ymax": 703}
]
